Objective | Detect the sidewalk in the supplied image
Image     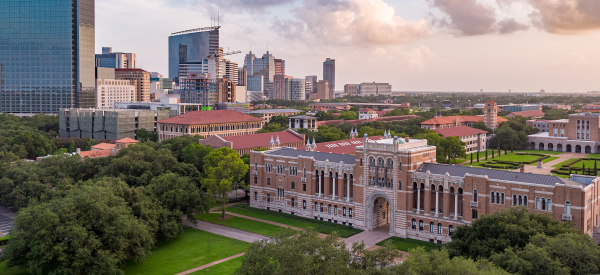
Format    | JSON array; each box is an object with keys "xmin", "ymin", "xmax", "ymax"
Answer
[{"xmin": 174, "ymin": 252, "xmax": 246, "ymax": 275}]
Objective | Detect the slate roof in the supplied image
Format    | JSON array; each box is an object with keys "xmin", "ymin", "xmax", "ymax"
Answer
[
  {"xmin": 289, "ymin": 115, "xmax": 316, "ymax": 119},
  {"xmin": 416, "ymin": 163, "xmax": 581, "ymax": 186},
  {"xmin": 294, "ymin": 136, "xmax": 384, "ymax": 155},
  {"xmin": 157, "ymin": 110, "xmax": 263, "ymax": 125},
  {"xmin": 265, "ymin": 148, "xmax": 356, "ymax": 165}
]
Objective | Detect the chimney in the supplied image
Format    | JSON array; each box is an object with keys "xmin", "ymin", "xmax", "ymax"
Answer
[
  {"xmin": 76, "ymin": 148, "xmax": 81, "ymax": 154},
  {"xmin": 405, "ymin": 136, "xmax": 410, "ymax": 143}
]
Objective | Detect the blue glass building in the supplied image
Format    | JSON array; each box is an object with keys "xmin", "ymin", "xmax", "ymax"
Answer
[
  {"xmin": 168, "ymin": 27, "xmax": 219, "ymax": 81},
  {"xmin": 0, "ymin": 0, "xmax": 96, "ymax": 113}
]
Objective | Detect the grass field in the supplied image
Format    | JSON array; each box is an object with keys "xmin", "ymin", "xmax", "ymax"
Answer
[
  {"xmin": 121, "ymin": 228, "xmax": 249, "ymax": 275},
  {"xmin": 195, "ymin": 213, "xmax": 290, "ymax": 237},
  {"xmin": 377, "ymin": 237, "xmax": 439, "ymax": 252},
  {"xmin": 0, "ymin": 262, "xmax": 28, "ymax": 275},
  {"xmin": 226, "ymin": 204, "xmax": 363, "ymax": 238},
  {"xmin": 552, "ymin": 158, "xmax": 577, "ymax": 168},
  {"xmin": 538, "ymin": 156, "xmax": 559, "ymax": 164},
  {"xmin": 586, "ymin": 154, "xmax": 600, "ymax": 158},
  {"xmin": 189, "ymin": 256, "xmax": 244, "ymax": 275}
]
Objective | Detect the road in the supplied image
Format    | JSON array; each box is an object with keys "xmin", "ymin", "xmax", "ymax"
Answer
[{"xmin": 0, "ymin": 205, "xmax": 16, "ymax": 236}]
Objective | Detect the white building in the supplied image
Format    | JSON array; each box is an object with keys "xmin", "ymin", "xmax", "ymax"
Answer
[
  {"xmin": 114, "ymin": 97, "xmax": 201, "ymax": 115},
  {"xmin": 358, "ymin": 108, "xmax": 379, "ymax": 120},
  {"xmin": 291, "ymin": 78, "xmax": 306, "ymax": 101},
  {"xmin": 150, "ymin": 82, "xmax": 169, "ymax": 102},
  {"xmin": 358, "ymin": 82, "xmax": 392, "ymax": 96},
  {"xmin": 95, "ymin": 79, "xmax": 136, "ymax": 109},
  {"xmin": 224, "ymin": 59, "xmax": 238, "ymax": 84},
  {"xmin": 236, "ymin": 86, "xmax": 247, "ymax": 103}
]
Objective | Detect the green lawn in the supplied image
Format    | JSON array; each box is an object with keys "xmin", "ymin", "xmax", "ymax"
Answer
[
  {"xmin": 552, "ymin": 158, "xmax": 577, "ymax": 168},
  {"xmin": 377, "ymin": 237, "xmax": 439, "ymax": 252},
  {"xmin": 121, "ymin": 228, "xmax": 249, "ymax": 275},
  {"xmin": 527, "ymin": 156, "xmax": 559, "ymax": 165},
  {"xmin": 586, "ymin": 154, "xmax": 600, "ymax": 158},
  {"xmin": 0, "ymin": 262, "xmax": 28, "ymax": 275},
  {"xmin": 571, "ymin": 159, "xmax": 600, "ymax": 169},
  {"xmin": 226, "ymin": 204, "xmax": 363, "ymax": 238},
  {"xmin": 189, "ymin": 256, "xmax": 244, "ymax": 275},
  {"xmin": 195, "ymin": 213, "xmax": 290, "ymax": 237},
  {"xmin": 514, "ymin": 149, "xmax": 563, "ymax": 155}
]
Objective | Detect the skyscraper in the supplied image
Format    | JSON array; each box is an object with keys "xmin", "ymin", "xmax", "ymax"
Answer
[
  {"xmin": 274, "ymin": 59, "xmax": 285, "ymax": 75},
  {"xmin": 323, "ymin": 58, "xmax": 335, "ymax": 100},
  {"xmin": 224, "ymin": 59, "xmax": 238, "ymax": 84},
  {"xmin": 95, "ymin": 47, "xmax": 137, "ymax": 69},
  {"xmin": 168, "ymin": 27, "xmax": 220, "ymax": 82},
  {"xmin": 244, "ymin": 51, "xmax": 275, "ymax": 99},
  {"xmin": 0, "ymin": 0, "xmax": 96, "ymax": 113}
]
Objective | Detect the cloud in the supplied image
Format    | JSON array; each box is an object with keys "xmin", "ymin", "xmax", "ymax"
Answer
[
  {"xmin": 271, "ymin": 0, "xmax": 432, "ymax": 46},
  {"xmin": 204, "ymin": 0, "xmax": 295, "ymax": 11},
  {"xmin": 427, "ymin": 0, "xmax": 528, "ymax": 36},
  {"xmin": 527, "ymin": 0, "xmax": 600, "ymax": 34}
]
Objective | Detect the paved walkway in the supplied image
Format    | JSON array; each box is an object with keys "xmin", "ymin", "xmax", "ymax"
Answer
[
  {"xmin": 174, "ymin": 252, "xmax": 246, "ymax": 275},
  {"xmin": 344, "ymin": 226, "xmax": 391, "ymax": 248},
  {"xmin": 184, "ymin": 220, "xmax": 269, "ymax": 243},
  {"xmin": 514, "ymin": 152, "xmax": 588, "ymax": 175},
  {"xmin": 209, "ymin": 211, "xmax": 304, "ymax": 231}
]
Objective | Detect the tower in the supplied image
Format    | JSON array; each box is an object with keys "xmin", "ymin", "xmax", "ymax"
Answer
[{"xmin": 484, "ymin": 100, "xmax": 498, "ymax": 130}]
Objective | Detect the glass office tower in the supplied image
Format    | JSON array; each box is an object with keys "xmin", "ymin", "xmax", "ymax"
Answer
[
  {"xmin": 0, "ymin": 0, "xmax": 95, "ymax": 114},
  {"xmin": 168, "ymin": 27, "xmax": 219, "ymax": 81}
]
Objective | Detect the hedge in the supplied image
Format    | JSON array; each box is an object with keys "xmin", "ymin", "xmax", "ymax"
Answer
[{"xmin": 0, "ymin": 235, "xmax": 9, "ymax": 246}]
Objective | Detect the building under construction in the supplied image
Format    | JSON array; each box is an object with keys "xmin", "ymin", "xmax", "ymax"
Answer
[{"xmin": 59, "ymin": 108, "xmax": 172, "ymax": 140}]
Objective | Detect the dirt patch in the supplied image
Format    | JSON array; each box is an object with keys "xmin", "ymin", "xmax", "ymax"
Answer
[{"xmin": 218, "ymin": 215, "xmax": 233, "ymax": 220}]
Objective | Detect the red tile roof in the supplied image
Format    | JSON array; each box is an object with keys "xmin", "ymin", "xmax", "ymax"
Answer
[
  {"xmin": 420, "ymin": 115, "xmax": 508, "ymax": 125},
  {"xmin": 222, "ymin": 130, "xmax": 304, "ymax": 150},
  {"xmin": 116, "ymin": 137, "xmax": 139, "ymax": 144},
  {"xmin": 508, "ymin": 110, "xmax": 545, "ymax": 118},
  {"xmin": 158, "ymin": 110, "xmax": 263, "ymax": 125},
  {"xmin": 486, "ymin": 100, "xmax": 496, "ymax": 104},
  {"xmin": 295, "ymin": 136, "xmax": 384, "ymax": 154},
  {"xmin": 91, "ymin": 143, "xmax": 116, "ymax": 150},
  {"xmin": 434, "ymin": 126, "xmax": 488, "ymax": 138},
  {"xmin": 359, "ymin": 108, "xmax": 375, "ymax": 112},
  {"xmin": 79, "ymin": 149, "xmax": 111, "ymax": 159}
]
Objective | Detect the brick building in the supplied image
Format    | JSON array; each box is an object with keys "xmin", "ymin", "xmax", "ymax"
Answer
[
  {"xmin": 433, "ymin": 126, "xmax": 488, "ymax": 153},
  {"xmin": 198, "ymin": 129, "xmax": 305, "ymax": 155},
  {"xmin": 157, "ymin": 110, "xmax": 264, "ymax": 141},
  {"xmin": 528, "ymin": 112, "xmax": 600, "ymax": 153},
  {"xmin": 250, "ymin": 135, "xmax": 600, "ymax": 244}
]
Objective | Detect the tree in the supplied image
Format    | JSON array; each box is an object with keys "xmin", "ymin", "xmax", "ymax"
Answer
[
  {"xmin": 68, "ymin": 140, "xmax": 76, "ymax": 153},
  {"xmin": 392, "ymin": 247, "xmax": 509, "ymax": 275},
  {"xmin": 85, "ymin": 138, "xmax": 96, "ymax": 150},
  {"xmin": 268, "ymin": 115, "xmax": 289, "ymax": 126},
  {"xmin": 315, "ymin": 111, "xmax": 336, "ymax": 121},
  {"xmin": 1, "ymin": 185, "xmax": 155, "ymax": 275},
  {"xmin": 146, "ymin": 173, "xmax": 208, "ymax": 224},
  {"xmin": 203, "ymin": 147, "xmax": 248, "ymax": 218},
  {"xmin": 235, "ymin": 227, "xmax": 400, "ymax": 275},
  {"xmin": 383, "ymin": 107, "xmax": 411, "ymax": 117},
  {"xmin": 257, "ymin": 123, "xmax": 286, "ymax": 133},
  {"xmin": 415, "ymin": 131, "xmax": 447, "ymax": 163},
  {"xmin": 181, "ymin": 143, "xmax": 212, "ymax": 172},
  {"xmin": 446, "ymin": 207, "xmax": 578, "ymax": 260},
  {"xmin": 338, "ymin": 111, "xmax": 358, "ymax": 120},
  {"xmin": 471, "ymin": 108, "xmax": 484, "ymax": 115},
  {"xmin": 443, "ymin": 136, "xmax": 467, "ymax": 164},
  {"xmin": 136, "ymin": 128, "xmax": 158, "ymax": 142},
  {"xmin": 472, "ymin": 121, "xmax": 492, "ymax": 133}
]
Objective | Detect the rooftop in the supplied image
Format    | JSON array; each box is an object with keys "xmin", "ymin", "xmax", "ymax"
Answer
[
  {"xmin": 420, "ymin": 115, "xmax": 508, "ymax": 125},
  {"xmin": 295, "ymin": 136, "xmax": 384, "ymax": 154},
  {"xmin": 249, "ymin": 109, "xmax": 302, "ymax": 114},
  {"xmin": 116, "ymin": 137, "xmax": 139, "ymax": 144},
  {"xmin": 508, "ymin": 110, "xmax": 545, "ymax": 117},
  {"xmin": 289, "ymin": 115, "xmax": 316, "ymax": 120},
  {"xmin": 264, "ymin": 147, "xmax": 356, "ymax": 165},
  {"xmin": 218, "ymin": 130, "xmax": 304, "ymax": 150},
  {"xmin": 91, "ymin": 143, "xmax": 116, "ymax": 150},
  {"xmin": 79, "ymin": 149, "xmax": 111, "ymax": 159},
  {"xmin": 157, "ymin": 110, "xmax": 263, "ymax": 125},
  {"xmin": 416, "ymin": 163, "xmax": 581, "ymax": 186},
  {"xmin": 434, "ymin": 126, "xmax": 488, "ymax": 138}
]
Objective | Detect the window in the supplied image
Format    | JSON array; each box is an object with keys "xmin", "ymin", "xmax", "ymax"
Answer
[
  {"xmin": 369, "ymin": 158, "xmax": 375, "ymax": 167},
  {"xmin": 254, "ymin": 162, "xmax": 257, "ymax": 171},
  {"xmin": 303, "ymin": 200, "xmax": 306, "ymax": 209},
  {"xmin": 349, "ymin": 208, "xmax": 353, "ymax": 218},
  {"xmin": 303, "ymin": 168, "xmax": 306, "ymax": 177},
  {"xmin": 320, "ymin": 203, "xmax": 324, "ymax": 212},
  {"xmin": 343, "ymin": 207, "xmax": 347, "ymax": 216},
  {"xmin": 513, "ymin": 194, "xmax": 517, "ymax": 206},
  {"xmin": 547, "ymin": 199, "xmax": 552, "ymax": 211},
  {"xmin": 254, "ymin": 192, "xmax": 257, "ymax": 201},
  {"xmin": 267, "ymin": 194, "xmax": 271, "ymax": 202},
  {"xmin": 419, "ymin": 220, "xmax": 424, "ymax": 231},
  {"xmin": 536, "ymin": 197, "xmax": 540, "ymax": 209},
  {"xmin": 254, "ymin": 177, "xmax": 257, "ymax": 184},
  {"xmin": 430, "ymin": 222, "xmax": 435, "ymax": 233},
  {"xmin": 437, "ymin": 223, "xmax": 442, "ymax": 234},
  {"xmin": 449, "ymin": 225, "xmax": 454, "ymax": 236},
  {"xmin": 328, "ymin": 204, "xmax": 332, "ymax": 214},
  {"xmin": 267, "ymin": 178, "xmax": 271, "ymax": 186},
  {"xmin": 398, "ymin": 181, "xmax": 402, "ymax": 190},
  {"xmin": 291, "ymin": 181, "xmax": 295, "ymax": 190},
  {"xmin": 518, "ymin": 195, "xmax": 522, "ymax": 206},
  {"xmin": 303, "ymin": 184, "xmax": 306, "ymax": 192},
  {"xmin": 472, "ymin": 209, "xmax": 478, "ymax": 219},
  {"xmin": 542, "ymin": 198, "xmax": 546, "ymax": 210},
  {"xmin": 334, "ymin": 205, "xmax": 338, "ymax": 215},
  {"xmin": 360, "ymin": 158, "xmax": 363, "ymax": 166},
  {"xmin": 387, "ymin": 160, "xmax": 393, "ymax": 170},
  {"xmin": 315, "ymin": 202, "xmax": 318, "ymax": 211},
  {"xmin": 473, "ymin": 190, "xmax": 478, "ymax": 202},
  {"xmin": 491, "ymin": 191, "xmax": 495, "ymax": 203},
  {"xmin": 501, "ymin": 193, "xmax": 505, "ymax": 204},
  {"xmin": 524, "ymin": 196, "xmax": 528, "ymax": 206},
  {"xmin": 291, "ymin": 198, "xmax": 295, "ymax": 207},
  {"xmin": 496, "ymin": 192, "xmax": 500, "ymax": 204},
  {"xmin": 399, "ymin": 162, "xmax": 402, "ymax": 171},
  {"xmin": 566, "ymin": 201, "xmax": 571, "ymax": 215},
  {"xmin": 412, "ymin": 219, "xmax": 416, "ymax": 230}
]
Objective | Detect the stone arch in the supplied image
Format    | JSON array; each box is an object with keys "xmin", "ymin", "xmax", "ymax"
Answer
[
  {"xmin": 567, "ymin": 144, "xmax": 572, "ymax": 152},
  {"xmin": 365, "ymin": 191, "xmax": 395, "ymax": 234},
  {"xmin": 548, "ymin": 143, "xmax": 554, "ymax": 151},
  {"xmin": 530, "ymin": 142, "xmax": 535, "ymax": 150},
  {"xmin": 576, "ymin": 145, "xmax": 581, "ymax": 153},
  {"xmin": 557, "ymin": 144, "xmax": 563, "ymax": 152},
  {"xmin": 539, "ymin": 142, "xmax": 545, "ymax": 150},
  {"xmin": 585, "ymin": 146, "xmax": 591, "ymax": 154}
]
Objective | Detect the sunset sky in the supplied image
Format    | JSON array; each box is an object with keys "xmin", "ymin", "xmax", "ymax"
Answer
[{"xmin": 96, "ymin": 0, "xmax": 600, "ymax": 93}]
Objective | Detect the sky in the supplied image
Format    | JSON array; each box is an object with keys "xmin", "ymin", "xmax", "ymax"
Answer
[{"xmin": 96, "ymin": 0, "xmax": 600, "ymax": 93}]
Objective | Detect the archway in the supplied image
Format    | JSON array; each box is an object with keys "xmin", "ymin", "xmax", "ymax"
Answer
[
  {"xmin": 530, "ymin": 142, "xmax": 535, "ymax": 150},
  {"xmin": 557, "ymin": 144, "xmax": 563, "ymax": 152},
  {"xmin": 548, "ymin": 143, "xmax": 554, "ymax": 151},
  {"xmin": 576, "ymin": 145, "xmax": 582, "ymax": 153},
  {"xmin": 567, "ymin": 144, "xmax": 572, "ymax": 152},
  {"xmin": 539, "ymin": 142, "xmax": 545, "ymax": 151},
  {"xmin": 585, "ymin": 146, "xmax": 591, "ymax": 154},
  {"xmin": 365, "ymin": 191, "xmax": 394, "ymax": 234}
]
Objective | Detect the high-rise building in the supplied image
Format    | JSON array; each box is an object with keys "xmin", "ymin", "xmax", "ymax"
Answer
[
  {"xmin": 238, "ymin": 67, "xmax": 247, "ymax": 86},
  {"xmin": 291, "ymin": 78, "xmax": 306, "ymax": 101},
  {"xmin": 357, "ymin": 82, "xmax": 392, "ymax": 97},
  {"xmin": 95, "ymin": 79, "xmax": 135, "ymax": 109},
  {"xmin": 177, "ymin": 73, "xmax": 217, "ymax": 106},
  {"xmin": 224, "ymin": 59, "xmax": 238, "ymax": 84},
  {"xmin": 273, "ymin": 75, "xmax": 292, "ymax": 100},
  {"xmin": 168, "ymin": 27, "xmax": 220, "ymax": 82},
  {"xmin": 217, "ymin": 78, "xmax": 236, "ymax": 103},
  {"xmin": 305, "ymin": 75, "xmax": 317, "ymax": 99},
  {"xmin": 344, "ymin": 84, "xmax": 358, "ymax": 96},
  {"xmin": 274, "ymin": 59, "xmax": 285, "ymax": 75},
  {"xmin": 0, "ymin": 0, "xmax": 96, "ymax": 113},
  {"xmin": 484, "ymin": 100, "xmax": 498, "ymax": 130},
  {"xmin": 95, "ymin": 47, "xmax": 137, "ymax": 69},
  {"xmin": 115, "ymin": 69, "xmax": 151, "ymax": 102},
  {"xmin": 244, "ymin": 51, "xmax": 275, "ymax": 99},
  {"xmin": 316, "ymin": 80, "xmax": 329, "ymax": 100},
  {"xmin": 323, "ymin": 58, "xmax": 335, "ymax": 99}
]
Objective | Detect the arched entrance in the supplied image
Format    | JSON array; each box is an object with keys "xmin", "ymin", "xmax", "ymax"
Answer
[
  {"xmin": 539, "ymin": 142, "xmax": 545, "ymax": 151},
  {"xmin": 365, "ymin": 191, "xmax": 394, "ymax": 234},
  {"xmin": 576, "ymin": 145, "xmax": 582, "ymax": 153},
  {"xmin": 567, "ymin": 144, "xmax": 572, "ymax": 152},
  {"xmin": 530, "ymin": 142, "xmax": 535, "ymax": 150},
  {"xmin": 557, "ymin": 144, "xmax": 563, "ymax": 152},
  {"xmin": 585, "ymin": 146, "xmax": 591, "ymax": 154},
  {"xmin": 548, "ymin": 143, "xmax": 554, "ymax": 151}
]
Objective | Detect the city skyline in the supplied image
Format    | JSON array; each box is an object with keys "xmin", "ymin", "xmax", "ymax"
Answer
[{"xmin": 96, "ymin": 0, "xmax": 600, "ymax": 93}]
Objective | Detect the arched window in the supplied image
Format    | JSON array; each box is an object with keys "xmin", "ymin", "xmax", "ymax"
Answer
[
  {"xmin": 267, "ymin": 194, "xmax": 270, "ymax": 202},
  {"xmin": 491, "ymin": 191, "xmax": 495, "ymax": 203},
  {"xmin": 315, "ymin": 202, "xmax": 318, "ymax": 211},
  {"xmin": 303, "ymin": 168, "xmax": 306, "ymax": 177},
  {"xmin": 449, "ymin": 225, "xmax": 454, "ymax": 236},
  {"xmin": 524, "ymin": 196, "xmax": 528, "ymax": 206},
  {"xmin": 360, "ymin": 158, "xmax": 363, "ymax": 166},
  {"xmin": 513, "ymin": 194, "xmax": 517, "ymax": 206},
  {"xmin": 291, "ymin": 198, "xmax": 295, "ymax": 207},
  {"xmin": 369, "ymin": 157, "xmax": 375, "ymax": 167},
  {"xmin": 398, "ymin": 180, "xmax": 402, "ymax": 190},
  {"xmin": 349, "ymin": 208, "xmax": 353, "ymax": 217},
  {"xmin": 254, "ymin": 192, "xmax": 257, "ymax": 201},
  {"xmin": 542, "ymin": 198, "xmax": 546, "ymax": 210},
  {"xmin": 438, "ymin": 223, "xmax": 442, "ymax": 234},
  {"xmin": 518, "ymin": 195, "xmax": 523, "ymax": 206},
  {"xmin": 496, "ymin": 192, "xmax": 500, "ymax": 204},
  {"xmin": 536, "ymin": 197, "xmax": 540, "ymax": 209},
  {"xmin": 399, "ymin": 162, "xmax": 402, "ymax": 171},
  {"xmin": 303, "ymin": 200, "xmax": 307, "ymax": 210},
  {"xmin": 378, "ymin": 158, "xmax": 384, "ymax": 168},
  {"xmin": 547, "ymin": 199, "xmax": 552, "ymax": 211},
  {"xmin": 328, "ymin": 204, "xmax": 332, "ymax": 214},
  {"xmin": 430, "ymin": 222, "xmax": 435, "ymax": 233},
  {"xmin": 343, "ymin": 207, "xmax": 347, "ymax": 216},
  {"xmin": 419, "ymin": 220, "xmax": 424, "ymax": 231},
  {"xmin": 254, "ymin": 162, "xmax": 257, "ymax": 171},
  {"xmin": 411, "ymin": 219, "xmax": 416, "ymax": 229},
  {"xmin": 473, "ymin": 189, "xmax": 478, "ymax": 202},
  {"xmin": 565, "ymin": 201, "xmax": 571, "ymax": 215},
  {"xmin": 387, "ymin": 160, "xmax": 393, "ymax": 170},
  {"xmin": 320, "ymin": 203, "xmax": 323, "ymax": 212},
  {"xmin": 334, "ymin": 205, "xmax": 338, "ymax": 215},
  {"xmin": 501, "ymin": 193, "xmax": 505, "ymax": 204}
]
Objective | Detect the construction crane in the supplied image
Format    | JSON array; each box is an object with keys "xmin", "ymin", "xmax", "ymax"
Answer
[{"xmin": 207, "ymin": 48, "xmax": 241, "ymax": 59}]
